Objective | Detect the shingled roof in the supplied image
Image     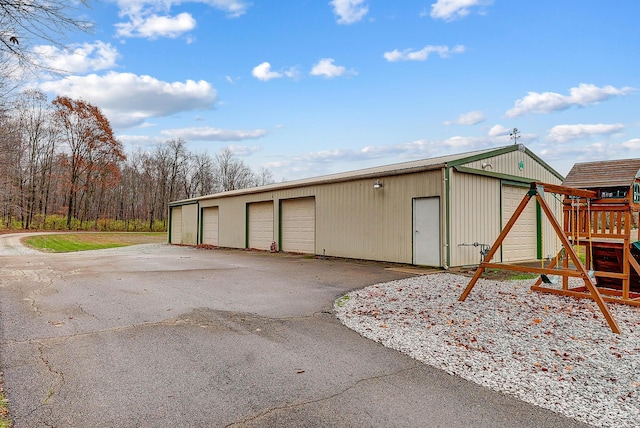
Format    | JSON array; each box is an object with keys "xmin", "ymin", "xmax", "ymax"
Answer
[{"xmin": 562, "ymin": 159, "xmax": 640, "ymax": 189}]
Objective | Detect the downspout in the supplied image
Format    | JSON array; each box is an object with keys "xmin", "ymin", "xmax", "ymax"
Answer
[
  {"xmin": 443, "ymin": 167, "xmax": 450, "ymax": 269},
  {"xmin": 197, "ymin": 203, "xmax": 202, "ymax": 245},
  {"xmin": 168, "ymin": 206, "xmax": 172, "ymax": 244}
]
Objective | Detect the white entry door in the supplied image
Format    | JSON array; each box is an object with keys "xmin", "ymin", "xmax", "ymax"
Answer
[{"xmin": 413, "ymin": 197, "xmax": 440, "ymax": 266}]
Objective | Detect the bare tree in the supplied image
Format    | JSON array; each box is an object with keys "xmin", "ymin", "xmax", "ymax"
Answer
[
  {"xmin": 0, "ymin": 0, "xmax": 90, "ymax": 64},
  {"xmin": 213, "ymin": 147, "xmax": 258, "ymax": 192},
  {"xmin": 255, "ymin": 167, "xmax": 275, "ymax": 187},
  {"xmin": 12, "ymin": 89, "xmax": 55, "ymax": 228},
  {"xmin": 189, "ymin": 151, "xmax": 215, "ymax": 197}
]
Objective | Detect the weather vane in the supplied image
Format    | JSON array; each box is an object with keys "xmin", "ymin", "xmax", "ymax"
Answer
[{"xmin": 510, "ymin": 128, "xmax": 520, "ymax": 145}]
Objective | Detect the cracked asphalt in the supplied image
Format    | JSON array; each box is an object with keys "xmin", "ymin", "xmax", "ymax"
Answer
[{"xmin": 0, "ymin": 236, "xmax": 589, "ymax": 427}]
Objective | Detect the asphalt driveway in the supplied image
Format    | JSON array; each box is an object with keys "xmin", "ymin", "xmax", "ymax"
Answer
[{"xmin": 0, "ymin": 238, "xmax": 588, "ymax": 427}]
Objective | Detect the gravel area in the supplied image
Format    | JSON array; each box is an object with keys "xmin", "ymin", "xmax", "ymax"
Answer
[{"xmin": 335, "ymin": 273, "xmax": 640, "ymax": 428}]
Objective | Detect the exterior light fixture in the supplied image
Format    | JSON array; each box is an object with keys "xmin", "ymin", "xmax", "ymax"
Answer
[
  {"xmin": 373, "ymin": 180, "xmax": 383, "ymax": 189},
  {"xmin": 481, "ymin": 162, "xmax": 493, "ymax": 170}
]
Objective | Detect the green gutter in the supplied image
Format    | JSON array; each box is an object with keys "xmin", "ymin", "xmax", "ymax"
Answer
[
  {"xmin": 245, "ymin": 204, "xmax": 249, "ymax": 248},
  {"xmin": 536, "ymin": 202, "xmax": 542, "ymax": 259},
  {"xmin": 198, "ymin": 206, "xmax": 203, "ymax": 245},
  {"xmin": 168, "ymin": 207, "xmax": 172, "ymax": 244},
  {"xmin": 277, "ymin": 200, "xmax": 283, "ymax": 251},
  {"xmin": 445, "ymin": 166, "xmax": 451, "ymax": 268}
]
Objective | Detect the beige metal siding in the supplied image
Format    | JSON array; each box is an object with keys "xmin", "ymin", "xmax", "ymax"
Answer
[
  {"xmin": 281, "ymin": 197, "xmax": 315, "ymax": 254},
  {"xmin": 463, "ymin": 150, "xmax": 561, "ymax": 184},
  {"xmin": 501, "ymin": 185, "xmax": 537, "ymax": 262},
  {"xmin": 451, "ymin": 150, "xmax": 563, "ymax": 266},
  {"xmin": 314, "ymin": 171, "xmax": 444, "ymax": 264},
  {"xmin": 184, "ymin": 148, "xmax": 559, "ymax": 266},
  {"xmin": 181, "ymin": 204, "xmax": 198, "ymax": 245},
  {"xmin": 198, "ymin": 170, "xmax": 443, "ymax": 264},
  {"xmin": 202, "ymin": 207, "xmax": 219, "ymax": 245},
  {"xmin": 248, "ymin": 201, "xmax": 274, "ymax": 250},
  {"xmin": 170, "ymin": 206, "xmax": 182, "ymax": 244},
  {"xmin": 449, "ymin": 172, "xmax": 501, "ymax": 266}
]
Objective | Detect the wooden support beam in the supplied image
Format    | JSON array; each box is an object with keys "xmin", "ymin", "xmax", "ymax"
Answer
[
  {"xmin": 481, "ymin": 262, "xmax": 584, "ymax": 277},
  {"xmin": 532, "ymin": 285, "xmax": 640, "ymax": 307},
  {"xmin": 532, "ymin": 182, "xmax": 597, "ymax": 199},
  {"xmin": 461, "ymin": 181, "xmax": 624, "ymax": 334}
]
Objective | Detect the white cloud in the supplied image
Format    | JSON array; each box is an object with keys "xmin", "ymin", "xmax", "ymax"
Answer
[
  {"xmin": 226, "ymin": 144, "xmax": 262, "ymax": 156},
  {"xmin": 252, "ymin": 62, "xmax": 283, "ymax": 81},
  {"xmin": 116, "ymin": 12, "xmax": 196, "ymax": 38},
  {"xmin": 310, "ymin": 58, "xmax": 352, "ymax": 78},
  {"xmin": 33, "ymin": 41, "xmax": 119, "ymax": 74},
  {"xmin": 330, "ymin": 0, "xmax": 369, "ymax": 24},
  {"xmin": 252, "ymin": 62, "xmax": 299, "ymax": 81},
  {"xmin": 443, "ymin": 110, "xmax": 485, "ymax": 126},
  {"xmin": 622, "ymin": 138, "xmax": 640, "ymax": 150},
  {"xmin": 115, "ymin": 0, "xmax": 249, "ymax": 18},
  {"xmin": 488, "ymin": 124, "xmax": 511, "ymax": 137},
  {"xmin": 383, "ymin": 45, "xmax": 465, "ymax": 62},
  {"xmin": 266, "ymin": 136, "xmax": 511, "ymax": 180},
  {"xmin": 160, "ymin": 126, "xmax": 267, "ymax": 141},
  {"xmin": 117, "ymin": 134, "xmax": 166, "ymax": 147},
  {"xmin": 546, "ymin": 123, "xmax": 624, "ymax": 143},
  {"xmin": 39, "ymin": 71, "xmax": 217, "ymax": 129},
  {"xmin": 430, "ymin": 0, "xmax": 491, "ymax": 21},
  {"xmin": 532, "ymin": 141, "xmax": 638, "ymax": 174},
  {"xmin": 114, "ymin": 0, "xmax": 249, "ymax": 40},
  {"xmin": 505, "ymin": 83, "xmax": 634, "ymax": 118}
]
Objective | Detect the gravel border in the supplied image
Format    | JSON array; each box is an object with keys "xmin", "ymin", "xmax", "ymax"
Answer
[{"xmin": 335, "ymin": 273, "xmax": 640, "ymax": 428}]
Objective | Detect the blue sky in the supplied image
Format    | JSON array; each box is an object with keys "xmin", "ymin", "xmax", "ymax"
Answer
[{"xmin": 30, "ymin": 0, "xmax": 640, "ymax": 180}]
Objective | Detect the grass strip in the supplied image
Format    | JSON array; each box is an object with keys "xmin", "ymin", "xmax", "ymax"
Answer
[{"xmin": 23, "ymin": 232, "xmax": 166, "ymax": 253}]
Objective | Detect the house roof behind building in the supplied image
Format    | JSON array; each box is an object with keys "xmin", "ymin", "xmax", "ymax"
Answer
[{"xmin": 562, "ymin": 159, "xmax": 640, "ymax": 189}]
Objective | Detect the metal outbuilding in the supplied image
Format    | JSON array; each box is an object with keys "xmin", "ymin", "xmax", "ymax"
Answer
[{"xmin": 169, "ymin": 144, "xmax": 563, "ymax": 268}]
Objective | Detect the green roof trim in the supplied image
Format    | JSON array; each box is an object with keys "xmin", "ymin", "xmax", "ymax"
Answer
[
  {"xmin": 447, "ymin": 144, "xmax": 564, "ymax": 181},
  {"xmin": 168, "ymin": 200, "xmax": 199, "ymax": 208},
  {"xmin": 447, "ymin": 145, "xmax": 519, "ymax": 167},
  {"xmin": 454, "ymin": 165, "xmax": 537, "ymax": 183}
]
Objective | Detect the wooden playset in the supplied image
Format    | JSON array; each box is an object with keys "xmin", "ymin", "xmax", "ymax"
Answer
[{"xmin": 459, "ymin": 159, "xmax": 640, "ymax": 334}]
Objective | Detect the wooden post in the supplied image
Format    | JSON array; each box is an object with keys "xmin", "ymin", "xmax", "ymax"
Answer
[
  {"xmin": 461, "ymin": 182, "xmax": 622, "ymax": 334},
  {"xmin": 536, "ymin": 193, "xmax": 621, "ymax": 334}
]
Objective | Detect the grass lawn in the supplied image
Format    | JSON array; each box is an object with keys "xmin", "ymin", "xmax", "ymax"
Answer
[{"xmin": 23, "ymin": 232, "xmax": 166, "ymax": 253}]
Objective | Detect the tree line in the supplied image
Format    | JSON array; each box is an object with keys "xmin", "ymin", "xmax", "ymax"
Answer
[{"xmin": 0, "ymin": 90, "xmax": 274, "ymax": 231}]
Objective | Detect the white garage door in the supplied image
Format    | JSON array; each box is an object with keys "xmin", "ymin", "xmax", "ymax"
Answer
[
  {"xmin": 202, "ymin": 207, "xmax": 219, "ymax": 246},
  {"xmin": 170, "ymin": 206, "xmax": 182, "ymax": 244},
  {"xmin": 248, "ymin": 201, "xmax": 273, "ymax": 250},
  {"xmin": 501, "ymin": 185, "xmax": 537, "ymax": 262},
  {"xmin": 281, "ymin": 197, "xmax": 315, "ymax": 254}
]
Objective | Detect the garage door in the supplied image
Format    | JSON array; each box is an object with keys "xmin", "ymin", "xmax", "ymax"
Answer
[
  {"xmin": 248, "ymin": 201, "xmax": 273, "ymax": 250},
  {"xmin": 202, "ymin": 207, "xmax": 219, "ymax": 246},
  {"xmin": 281, "ymin": 197, "xmax": 315, "ymax": 254},
  {"xmin": 501, "ymin": 185, "xmax": 537, "ymax": 262},
  {"xmin": 170, "ymin": 206, "xmax": 182, "ymax": 244}
]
